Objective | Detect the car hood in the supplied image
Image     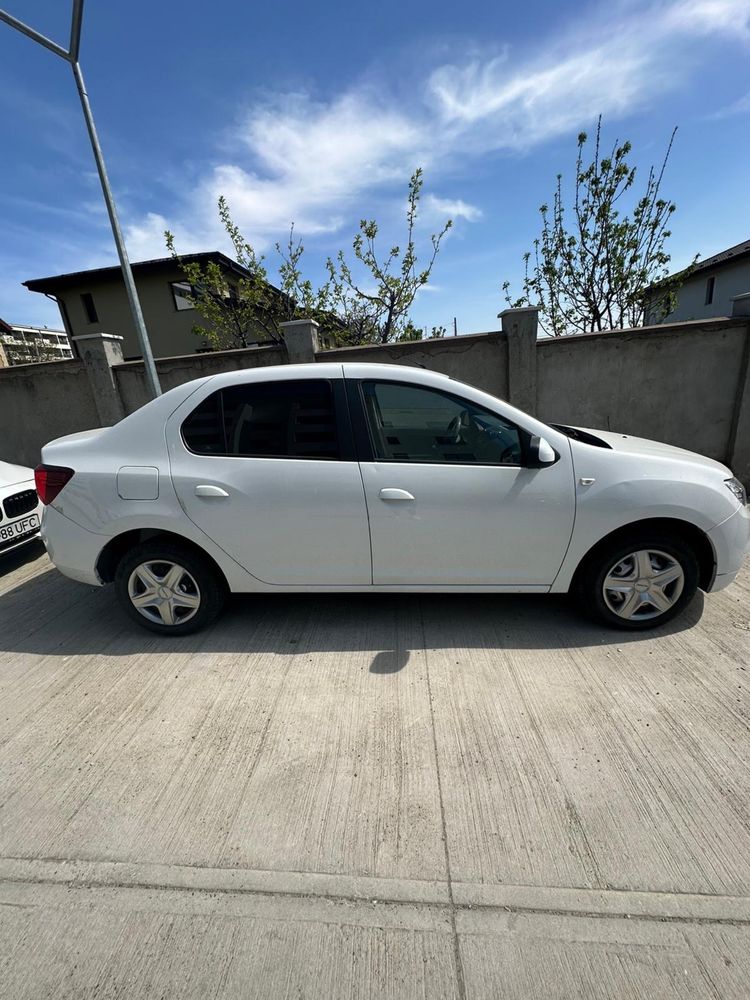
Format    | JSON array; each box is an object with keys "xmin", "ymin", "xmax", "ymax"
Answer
[
  {"xmin": 0, "ymin": 459, "xmax": 33, "ymax": 489},
  {"xmin": 566, "ymin": 425, "xmax": 732, "ymax": 476}
]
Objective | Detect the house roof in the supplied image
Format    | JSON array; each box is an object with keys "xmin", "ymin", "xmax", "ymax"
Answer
[
  {"xmin": 0, "ymin": 317, "xmax": 13, "ymax": 335},
  {"xmin": 692, "ymin": 238, "xmax": 750, "ymax": 275},
  {"xmin": 645, "ymin": 237, "xmax": 750, "ymax": 293},
  {"xmin": 23, "ymin": 251, "xmax": 253, "ymax": 294}
]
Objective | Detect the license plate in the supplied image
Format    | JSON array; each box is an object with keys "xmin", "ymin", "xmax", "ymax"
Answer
[{"xmin": 0, "ymin": 513, "xmax": 39, "ymax": 542}]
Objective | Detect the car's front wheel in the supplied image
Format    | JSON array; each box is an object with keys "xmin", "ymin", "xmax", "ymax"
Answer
[
  {"xmin": 114, "ymin": 541, "xmax": 226, "ymax": 635},
  {"xmin": 576, "ymin": 533, "xmax": 700, "ymax": 630}
]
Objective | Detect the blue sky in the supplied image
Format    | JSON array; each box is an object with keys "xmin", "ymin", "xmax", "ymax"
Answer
[{"xmin": 1, "ymin": 0, "xmax": 749, "ymax": 334}]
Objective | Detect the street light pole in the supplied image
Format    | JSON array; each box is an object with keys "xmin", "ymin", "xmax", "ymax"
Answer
[
  {"xmin": 0, "ymin": 1, "xmax": 161, "ymax": 397},
  {"xmin": 70, "ymin": 60, "xmax": 161, "ymax": 396}
]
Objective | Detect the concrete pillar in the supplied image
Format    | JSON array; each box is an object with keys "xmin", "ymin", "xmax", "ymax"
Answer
[
  {"xmin": 73, "ymin": 332, "xmax": 125, "ymax": 425},
  {"xmin": 499, "ymin": 306, "xmax": 539, "ymax": 413},
  {"xmin": 280, "ymin": 319, "xmax": 320, "ymax": 364}
]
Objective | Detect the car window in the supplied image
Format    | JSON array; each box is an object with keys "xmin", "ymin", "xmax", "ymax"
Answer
[
  {"xmin": 182, "ymin": 379, "xmax": 340, "ymax": 460},
  {"xmin": 361, "ymin": 381, "xmax": 522, "ymax": 465}
]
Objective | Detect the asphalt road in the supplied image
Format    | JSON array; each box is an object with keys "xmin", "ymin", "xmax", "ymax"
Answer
[{"xmin": 1, "ymin": 541, "xmax": 749, "ymax": 998}]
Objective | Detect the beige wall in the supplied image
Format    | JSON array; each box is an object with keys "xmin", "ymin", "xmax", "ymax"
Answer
[{"xmin": 57, "ymin": 265, "xmax": 218, "ymax": 360}]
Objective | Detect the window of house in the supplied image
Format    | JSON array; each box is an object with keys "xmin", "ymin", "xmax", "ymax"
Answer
[
  {"xmin": 705, "ymin": 276, "xmax": 716, "ymax": 305},
  {"xmin": 81, "ymin": 292, "xmax": 98, "ymax": 324},
  {"xmin": 182, "ymin": 380, "xmax": 340, "ymax": 459},
  {"xmin": 171, "ymin": 281, "xmax": 195, "ymax": 311},
  {"xmin": 361, "ymin": 381, "xmax": 523, "ymax": 465}
]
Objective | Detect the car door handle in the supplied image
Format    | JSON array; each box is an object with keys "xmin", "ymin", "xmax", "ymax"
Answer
[
  {"xmin": 195, "ymin": 484, "xmax": 229, "ymax": 498},
  {"xmin": 379, "ymin": 488, "xmax": 415, "ymax": 502}
]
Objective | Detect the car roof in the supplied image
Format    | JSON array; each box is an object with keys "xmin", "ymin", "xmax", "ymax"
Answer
[
  {"xmin": 341, "ymin": 362, "xmax": 450, "ymax": 380},
  {"xmin": 198, "ymin": 361, "xmax": 454, "ymax": 389}
]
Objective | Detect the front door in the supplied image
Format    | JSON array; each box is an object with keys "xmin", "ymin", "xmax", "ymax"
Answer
[
  {"xmin": 352, "ymin": 378, "xmax": 576, "ymax": 586},
  {"xmin": 168, "ymin": 376, "xmax": 371, "ymax": 586}
]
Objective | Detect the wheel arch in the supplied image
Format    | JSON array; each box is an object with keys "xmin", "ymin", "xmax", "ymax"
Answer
[
  {"xmin": 96, "ymin": 528, "xmax": 230, "ymax": 589},
  {"xmin": 570, "ymin": 517, "xmax": 717, "ymax": 593}
]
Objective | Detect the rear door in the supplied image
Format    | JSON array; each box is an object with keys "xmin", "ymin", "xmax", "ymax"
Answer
[
  {"xmin": 167, "ymin": 374, "xmax": 371, "ymax": 586},
  {"xmin": 348, "ymin": 375, "xmax": 576, "ymax": 587}
]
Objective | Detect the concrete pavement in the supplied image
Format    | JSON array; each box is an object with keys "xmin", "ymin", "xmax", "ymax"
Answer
[{"xmin": 1, "ymin": 541, "xmax": 749, "ymax": 998}]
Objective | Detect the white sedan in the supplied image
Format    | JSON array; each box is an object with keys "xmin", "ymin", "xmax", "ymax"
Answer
[
  {"xmin": 36, "ymin": 363, "xmax": 749, "ymax": 634},
  {"xmin": 0, "ymin": 460, "xmax": 43, "ymax": 558}
]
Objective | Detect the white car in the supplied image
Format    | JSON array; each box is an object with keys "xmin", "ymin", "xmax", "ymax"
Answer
[
  {"xmin": 37, "ymin": 363, "xmax": 749, "ymax": 635},
  {"xmin": 0, "ymin": 460, "xmax": 43, "ymax": 557}
]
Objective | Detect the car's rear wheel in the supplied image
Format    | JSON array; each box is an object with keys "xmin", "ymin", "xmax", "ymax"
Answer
[
  {"xmin": 576, "ymin": 533, "xmax": 699, "ymax": 630},
  {"xmin": 114, "ymin": 541, "xmax": 226, "ymax": 635}
]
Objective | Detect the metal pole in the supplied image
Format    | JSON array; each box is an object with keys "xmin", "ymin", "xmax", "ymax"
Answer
[
  {"xmin": 71, "ymin": 61, "xmax": 161, "ymax": 396},
  {"xmin": 0, "ymin": 10, "xmax": 69, "ymax": 59},
  {"xmin": 69, "ymin": 0, "xmax": 84, "ymax": 63},
  {"xmin": 0, "ymin": 3, "xmax": 161, "ymax": 397}
]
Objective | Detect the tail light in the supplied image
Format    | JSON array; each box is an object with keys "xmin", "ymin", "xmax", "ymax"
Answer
[{"xmin": 34, "ymin": 465, "xmax": 75, "ymax": 505}]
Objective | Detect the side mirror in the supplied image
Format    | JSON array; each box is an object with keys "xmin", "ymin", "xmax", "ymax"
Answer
[{"xmin": 527, "ymin": 435, "xmax": 557, "ymax": 467}]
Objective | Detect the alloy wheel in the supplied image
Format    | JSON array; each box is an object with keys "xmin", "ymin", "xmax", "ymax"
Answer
[
  {"xmin": 127, "ymin": 560, "xmax": 201, "ymax": 627},
  {"xmin": 602, "ymin": 549, "xmax": 685, "ymax": 622}
]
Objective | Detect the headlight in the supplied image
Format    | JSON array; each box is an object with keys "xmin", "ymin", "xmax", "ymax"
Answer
[{"xmin": 724, "ymin": 477, "xmax": 747, "ymax": 505}]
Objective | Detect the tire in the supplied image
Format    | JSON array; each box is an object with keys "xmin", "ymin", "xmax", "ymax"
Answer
[
  {"xmin": 114, "ymin": 541, "xmax": 226, "ymax": 635},
  {"xmin": 574, "ymin": 532, "xmax": 699, "ymax": 630}
]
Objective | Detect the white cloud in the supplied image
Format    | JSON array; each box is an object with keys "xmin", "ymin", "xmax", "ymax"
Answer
[
  {"xmin": 711, "ymin": 90, "xmax": 750, "ymax": 118},
  {"xmin": 126, "ymin": 92, "xmax": 429, "ymax": 257},
  {"xmin": 207, "ymin": 94, "xmax": 427, "ymax": 241},
  {"xmin": 428, "ymin": 49, "xmax": 651, "ymax": 152},
  {"xmin": 426, "ymin": 0, "xmax": 750, "ymax": 148},
  {"xmin": 125, "ymin": 0, "xmax": 750, "ymax": 259},
  {"xmin": 424, "ymin": 194, "xmax": 482, "ymax": 222},
  {"xmin": 663, "ymin": 0, "xmax": 750, "ymax": 38},
  {"xmin": 122, "ymin": 212, "xmax": 173, "ymax": 261}
]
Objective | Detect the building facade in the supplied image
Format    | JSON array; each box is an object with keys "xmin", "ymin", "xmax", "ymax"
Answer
[
  {"xmin": 0, "ymin": 317, "xmax": 72, "ymax": 366},
  {"xmin": 24, "ymin": 253, "xmax": 269, "ymax": 361},
  {"xmin": 644, "ymin": 238, "xmax": 750, "ymax": 325}
]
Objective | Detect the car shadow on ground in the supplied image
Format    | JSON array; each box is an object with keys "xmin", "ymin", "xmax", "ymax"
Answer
[
  {"xmin": 0, "ymin": 537, "xmax": 45, "ymax": 571},
  {"xmin": 0, "ymin": 551, "xmax": 706, "ymax": 667}
]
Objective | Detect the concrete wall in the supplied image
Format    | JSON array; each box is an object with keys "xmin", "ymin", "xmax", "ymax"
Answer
[
  {"xmin": 0, "ymin": 359, "xmax": 100, "ymax": 467},
  {"xmin": 537, "ymin": 319, "xmax": 746, "ymax": 460},
  {"xmin": 2, "ymin": 315, "xmax": 750, "ymax": 486},
  {"xmin": 115, "ymin": 344, "xmax": 286, "ymax": 414},
  {"xmin": 646, "ymin": 257, "xmax": 750, "ymax": 324},
  {"xmin": 319, "ymin": 332, "xmax": 509, "ymax": 399}
]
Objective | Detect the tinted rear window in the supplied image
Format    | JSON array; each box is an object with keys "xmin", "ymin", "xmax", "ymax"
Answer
[{"xmin": 182, "ymin": 380, "xmax": 340, "ymax": 460}]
